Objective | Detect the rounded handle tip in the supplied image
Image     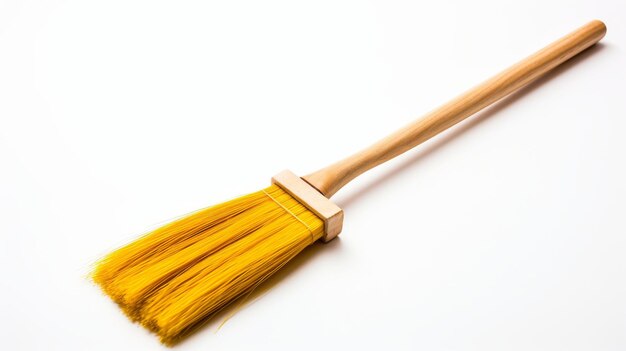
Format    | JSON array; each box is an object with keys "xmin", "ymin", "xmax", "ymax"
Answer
[{"xmin": 589, "ymin": 19, "xmax": 607, "ymax": 39}]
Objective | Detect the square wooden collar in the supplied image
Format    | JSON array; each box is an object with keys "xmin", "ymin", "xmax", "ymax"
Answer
[{"xmin": 272, "ymin": 170, "xmax": 343, "ymax": 242}]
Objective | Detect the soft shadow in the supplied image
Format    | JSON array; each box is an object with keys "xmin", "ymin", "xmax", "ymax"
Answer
[{"xmin": 336, "ymin": 43, "xmax": 607, "ymax": 209}]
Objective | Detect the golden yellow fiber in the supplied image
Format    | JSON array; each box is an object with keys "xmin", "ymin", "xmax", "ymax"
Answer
[{"xmin": 92, "ymin": 185, "xmax": 323, "ymax": 345}]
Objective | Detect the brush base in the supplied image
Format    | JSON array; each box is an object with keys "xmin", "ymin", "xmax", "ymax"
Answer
[{"xmin": 272, "ymin": 170, "xmax": 343, "ymax": 242}]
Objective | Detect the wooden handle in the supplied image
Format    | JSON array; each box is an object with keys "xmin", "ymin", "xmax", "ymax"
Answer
[{"xmin": 303, "ymin": 20, "xmax": 606, "ymax": 197}]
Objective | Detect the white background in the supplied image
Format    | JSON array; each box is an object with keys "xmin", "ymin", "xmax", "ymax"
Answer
[{"xmin": 1, "ymin": 1, "xmax": 625, "ymax": 350}]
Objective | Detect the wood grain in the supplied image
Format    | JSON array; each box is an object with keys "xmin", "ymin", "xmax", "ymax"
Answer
[{"xmin": 303, "ymin": 20, "xmax": 606, "ymax": 197}]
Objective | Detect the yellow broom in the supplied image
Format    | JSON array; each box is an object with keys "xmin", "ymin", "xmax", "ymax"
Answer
[{"xmin": 92, "ymin": 20, "xmax": 606, "ymax": 345}]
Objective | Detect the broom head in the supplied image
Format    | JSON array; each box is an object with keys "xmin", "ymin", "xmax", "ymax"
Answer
[{"xmin": 92, "ymin": 170, "xmax": 343, "ymax": 345}]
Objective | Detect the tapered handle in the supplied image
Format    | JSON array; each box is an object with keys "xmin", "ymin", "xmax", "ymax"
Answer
[{"xmin": 303, "ymin": 20, "xmax": 606, "ymax": 197}]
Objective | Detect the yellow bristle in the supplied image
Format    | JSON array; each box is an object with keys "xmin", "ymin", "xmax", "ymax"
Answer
[{"xmin": 92, "ymin": 184, "xmax": 324, "ymax": 345}]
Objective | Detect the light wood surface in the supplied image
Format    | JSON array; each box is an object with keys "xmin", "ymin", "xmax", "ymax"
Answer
[{"xmin": 303, "ymin": 20, "xmax": 606, "ymax": 197}]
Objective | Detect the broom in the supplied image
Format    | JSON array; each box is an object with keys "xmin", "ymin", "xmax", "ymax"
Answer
[{"xmin": 92, "ymin": 20, "xmax": 606, "ymax": 345}]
